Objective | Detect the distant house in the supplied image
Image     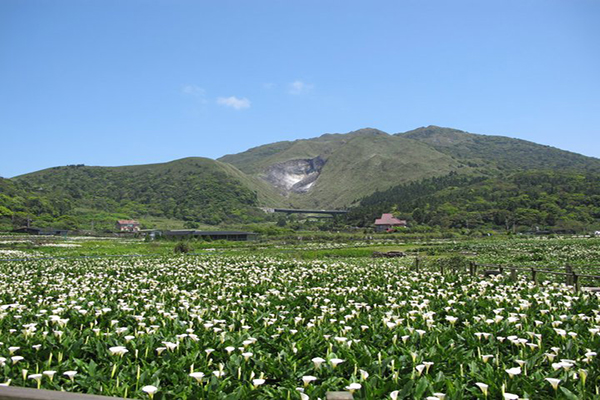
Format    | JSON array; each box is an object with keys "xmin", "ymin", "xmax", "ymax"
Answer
[
  {"xmin": 116, "ymin": 220, "xmax": 140, "ymax": 232},
  {"xmin": 139, "ymin": 229, "xmax": 162, "ymax": 240},
  {"xmin": 374, "ymin": 213, "xmax": 407, "ymax": 232}
]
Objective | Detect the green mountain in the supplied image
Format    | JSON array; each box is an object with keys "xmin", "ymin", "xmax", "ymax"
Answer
[
  {"xmin": 3, "ymin": 125, "xmax": 600, "ymax": 231},
  {"xmin": 220, "ymin": 128, "xmax": 464, "ymax": 208},
  {"xmin": 400, "ymin": 126, "xmax": 600, "ymax": 172},
  {"xmin": 220, "ymin": 126, "xmax": 600, "ymax": 208},
  {"xmin": 347, "ymin": 170, "xmax": 600, "ymax": 232},
  {"xmin": 8, "ymin": 157, "xmax": 281, "ymax": 229}
]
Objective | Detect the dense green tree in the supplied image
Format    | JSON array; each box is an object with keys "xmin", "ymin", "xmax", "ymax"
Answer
[{"xmin": 347, "ymin": 171, "xmax": 600, "ymax": 233}]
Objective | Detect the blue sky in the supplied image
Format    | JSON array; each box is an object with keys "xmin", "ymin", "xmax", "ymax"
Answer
[{"xmin": 1, "ymin": 0, "xmax": 599, "ymax": 177}]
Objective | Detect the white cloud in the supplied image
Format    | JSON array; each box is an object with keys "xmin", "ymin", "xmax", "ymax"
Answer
[
  {"xmin": 289, "ymin": 80, "xmax": 314, "ymax": 95},
  {"xmin": 182, "ymin": 85, "xmax": 206, "ymax": 96},
  {"xmin": 217, "ymin": 96, "xmax": 251, "ymax": 110}
]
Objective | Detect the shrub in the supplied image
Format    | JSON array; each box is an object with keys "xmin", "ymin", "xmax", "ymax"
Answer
[{"xmin": 174, "ymin": 241, "xmax": 192, "ymax": 254}]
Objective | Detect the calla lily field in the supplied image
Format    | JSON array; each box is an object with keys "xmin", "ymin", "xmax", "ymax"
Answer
[{"xmin": 0, "ymin": 237, "xmax": 599, "ymax": 399}]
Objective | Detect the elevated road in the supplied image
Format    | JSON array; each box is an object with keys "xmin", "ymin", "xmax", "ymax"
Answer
[{"xmin": 273, "ymin": 208, "xmax": 348, "ymax": 216}]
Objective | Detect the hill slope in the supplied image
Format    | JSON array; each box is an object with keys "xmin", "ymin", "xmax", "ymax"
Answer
[
  {"xmin": 220, "ymin": 126, "xmax": 600, "ymax": 208},
  {"xmin": 400, "ymin": 126, "xmax": 600, "ymax": 172},
  {"xmin": 0, "ymin": 177, "xmax": 73, "ymax": 228},
  {"xmin": 347, "ymin": 170, "xmax": 600, "ymax": 232},
  {"xmin": 220, "ymin": 129, "xmax": 464, "ymax": 208},
  {"xmin": 11, "ymin": 157, "xmax": 282, "ymax": 227}
]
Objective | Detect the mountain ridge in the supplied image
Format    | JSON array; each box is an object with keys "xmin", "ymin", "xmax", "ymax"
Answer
[
  {"xmin": 3, "ymin": 126, "xmax": 600, "ymax": 230},
  {"xmin": 219, "ymin": 125, "xmax": 600, "ymax": 208},
  {"xmin": 398, "ymin": 125, "xmax": 600, "ymax": 172}
]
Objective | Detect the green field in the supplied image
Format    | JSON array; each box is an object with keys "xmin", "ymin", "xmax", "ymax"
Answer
[{"xmin": 1, "ymin": 236, "xmax": 599, "ymax": 399}]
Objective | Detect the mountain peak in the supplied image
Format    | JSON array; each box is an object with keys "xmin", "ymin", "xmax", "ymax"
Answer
[
  {"xmin": 397, "ymin": 125, "xmax": 473, "ymax": 147},
  {"xmin": 348, "ymin": 127, "xmax": 389, "ymax": 136},
  {"xmin": 316, "ymin": 128, "xmax": 388, "ymax": 141},
  {"xmin": 400, "ymin": 125, "xmax": 468, "ymax": 137}
]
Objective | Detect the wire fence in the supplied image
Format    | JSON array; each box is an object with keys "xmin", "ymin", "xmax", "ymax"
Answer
[{"xmin": 413, "ymin": 258, "xmax": 600, "ymax": 292}]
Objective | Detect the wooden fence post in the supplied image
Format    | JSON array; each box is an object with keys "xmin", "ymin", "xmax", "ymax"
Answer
[
  {"xmin": 566, "ymin": 265, "xmax": 573, "ymax": 286},
  {"xmin": 573, "ymin": 273, "xmax": 579, "ymax": 292},
  {"xmin": 396, "ymin": 260, "xmax": 600, "ymax": 291}
]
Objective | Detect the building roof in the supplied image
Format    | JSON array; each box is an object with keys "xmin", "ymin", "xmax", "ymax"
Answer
[
  {"xmin": 116, "ymin": 220, "xmax": 139, "ymax": 225},
  {"xmin": 12, "ymin": 227, "xmax": 69, "ymax": 234},
  {"xmin": 165, "ymin": 230, "xmax": 257, "ymax": 236},
  {"xmin": 374, "ymin": 213, "xmax": 406, "ymax": 226}
]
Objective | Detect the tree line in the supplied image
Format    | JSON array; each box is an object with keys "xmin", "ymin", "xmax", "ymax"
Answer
[{"xmin": 347, "ymin": 171, "xmax": 600, "ymax": 232}]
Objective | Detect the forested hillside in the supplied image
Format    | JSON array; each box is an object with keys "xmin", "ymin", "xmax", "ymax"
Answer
[
  {"xmin": 348, "ymin": 171, "xmax": 600, "ymax": 232},
  {"xmin": 3, "ymin": 158, "xmax": 276, "ymax": 230},
  {"xmin": 0, "ymin": 177, "xmax": 74, "ymax": 230}
]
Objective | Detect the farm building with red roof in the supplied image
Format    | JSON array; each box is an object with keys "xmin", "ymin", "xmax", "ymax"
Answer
[
  {"xmin": 374, "ymin": 213, "xmax": 407, "ymax": 232},
  {"xmin": 116, "ymin": 220, "xmax": 140, "ymax": 232}
]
